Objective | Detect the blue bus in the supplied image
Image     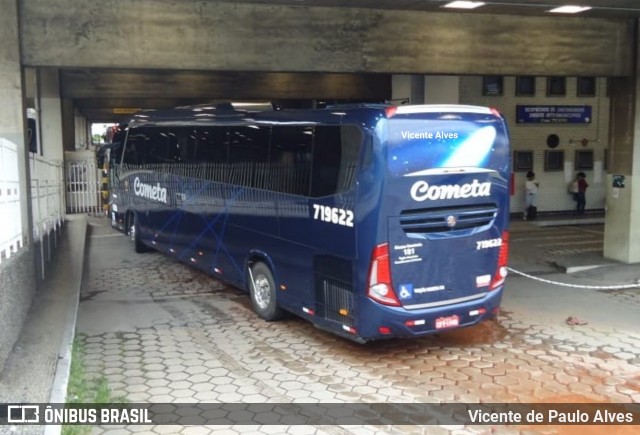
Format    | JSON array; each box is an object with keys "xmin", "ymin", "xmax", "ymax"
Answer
[{"xmin": 110, "ymin": 103, "xmax": 510, "ymax": 342}]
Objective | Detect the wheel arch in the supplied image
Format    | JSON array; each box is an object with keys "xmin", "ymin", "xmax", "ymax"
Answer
[
  {"xmin": 244, "ymin": 249, "xmax": 277, "ymax": 290},
  {"xmin": 125, "ymin": 209, "xmax": 135, "ymax": 231}
]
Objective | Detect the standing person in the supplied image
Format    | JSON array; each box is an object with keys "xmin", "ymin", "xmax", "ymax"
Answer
[
  {"xmin": 576, "ymin": 172, "xmax": 589, "ymax": 214},
  {"xmin": 523, "ymin": 170, "xmax": 539, "ymax": 220}
]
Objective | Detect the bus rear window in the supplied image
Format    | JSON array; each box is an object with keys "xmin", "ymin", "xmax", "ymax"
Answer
[{"xmin": 386, "ymin": 117, "xmax": 509, "ymax": 177}]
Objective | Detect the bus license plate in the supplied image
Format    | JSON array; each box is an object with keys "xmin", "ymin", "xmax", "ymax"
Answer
[{"xmin": 435, "ymin": 315, "xmax": 459, "ymax": 329}]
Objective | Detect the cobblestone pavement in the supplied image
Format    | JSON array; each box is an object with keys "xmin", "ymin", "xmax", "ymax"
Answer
[{"xmin": 76, "ymin": 219, "xmax": 640, "ymax": 435}]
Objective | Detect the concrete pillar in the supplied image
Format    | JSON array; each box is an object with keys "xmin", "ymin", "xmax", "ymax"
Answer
[
  {"xmin": 425, "ymin": 76, "xmax": 460, "ymax": 104},
  {"xmin": 61, "ymin": 98, "xmax": 76, "ymax": 151},
  {"xmin": 39, "ymin": 69, "xmax": 64, "ymax": 160},
  {"xmin": 392, "ymin": 75, "xmax": 425, "ymax": 105},
  {"xmin": 0, "ymin": 0, "xmax": 30, "ymax": 242},
  {"xmin": 75, "ymin": 112, "xmax": 89, "ymax": 150},
  {"xmin": 603, "ymin": 73, "xmax": 640, "ymax": 262},
  {"xmin": 0, "ymin": 0, "xmax": 36, "ymax": 369}
]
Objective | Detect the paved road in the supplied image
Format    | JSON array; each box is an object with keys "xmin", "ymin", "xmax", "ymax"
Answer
[{"xmin": 77, "ymin": 218, "xmax": 640, "ymax": 434}]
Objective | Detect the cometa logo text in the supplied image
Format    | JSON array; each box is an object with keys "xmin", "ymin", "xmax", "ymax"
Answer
[
  {"xmin": 133, "ymin": 177, "xmax": 168, "ymax": 203},
  {"xmin": 410, "ymin": 179, "xmax": 491, "ymax": 202}
]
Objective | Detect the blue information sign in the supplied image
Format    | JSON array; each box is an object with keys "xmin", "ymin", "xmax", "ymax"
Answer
[{"xmin": 516, "ymin": 105, "xmax": 592, "ymax": 124}]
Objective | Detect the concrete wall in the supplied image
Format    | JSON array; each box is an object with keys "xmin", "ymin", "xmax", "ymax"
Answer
[
  {"xmin": 603, "ymin": 57, "xmax": 640, "ymax": 262},
  {"xmin": 0, "ymin": 249, "xmax": 36, "ymax": 367},
  {"xmin": 459, "ymin": 76, "xmax": 610, "ymax": 214},
  {"xmin": 425, "ymin": 76, "xmax": 460, "ymax": 105},
  {"xmin": 392, "ymin": 75, "xmax": 423, "ymax": 104},
  {"xmin": 0, "ymin": 0, "xmax": 36, "ymax": 370},
  {"xmin": 39, "ymin": 69, "xmax": 64, "ymax": 160},
  {"xmin": 21, "ymin": 1, "xmax": 633, "ymax": 76}
]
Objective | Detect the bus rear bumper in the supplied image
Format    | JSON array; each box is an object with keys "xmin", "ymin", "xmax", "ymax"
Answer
[{"xmin": 357, "ymin": 287, "xmax": 504, "ymax": 341}]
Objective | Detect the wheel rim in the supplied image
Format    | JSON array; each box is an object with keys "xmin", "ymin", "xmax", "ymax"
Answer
[{"xmin": 253, "ymin": 274, "xmax": 271, "ymax": 310}]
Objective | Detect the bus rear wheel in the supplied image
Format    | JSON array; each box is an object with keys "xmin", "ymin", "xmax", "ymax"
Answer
[{"xmin": 249, "ymin": 262, "xmax": 285, "ymax": 321}]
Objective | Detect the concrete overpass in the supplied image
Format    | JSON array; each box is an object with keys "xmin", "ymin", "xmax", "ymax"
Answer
[{"xmin": 2, "ymin": 0, "xmax": 640, "ymax": 369}]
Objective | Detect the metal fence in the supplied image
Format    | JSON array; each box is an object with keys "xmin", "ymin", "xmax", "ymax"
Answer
[
  {"xmin": 65, "ymin": 155, "xmax": 101, "ymax": 215},
  {"xmin": 31, "ymin": 154, "xmax": 65, "ymax": 275},
  {"xmin": 0, "ymin": 138, "xmax": 23, "ymax": 263},
  {"xmin": 31, "ymin": 154, "xmax": 64, "ymax": 237}
]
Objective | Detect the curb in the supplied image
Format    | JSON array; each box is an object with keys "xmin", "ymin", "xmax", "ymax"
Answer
[{"xmin": 44, "ymin": 216, "xmax": 87, "ymax": 435}]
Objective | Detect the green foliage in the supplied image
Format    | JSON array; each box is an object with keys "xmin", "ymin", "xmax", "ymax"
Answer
[{"xmin": 62, "ymin": 334, "xmax": 127, "ymax": 435}]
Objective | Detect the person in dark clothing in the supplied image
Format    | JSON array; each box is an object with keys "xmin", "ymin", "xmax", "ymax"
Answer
[
  {"xmin": 575, "ymin": 172, "xmax": 588, "ymax": 214},
  {"xmin": 523, "ymin": 170, "xmax": 539, "ymax": 220}
]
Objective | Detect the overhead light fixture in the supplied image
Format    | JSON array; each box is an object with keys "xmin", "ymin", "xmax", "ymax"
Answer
[
  {"xmin": 112, "ymin": 108, "xmax": 141, "ymax": 114},
  {"xmin": 443, "ymin": 1, "xmax": 485, "ymax": 9},
  {"xmin": 548, "ymin": 5, "xmax": 592, "ymax": 14}
]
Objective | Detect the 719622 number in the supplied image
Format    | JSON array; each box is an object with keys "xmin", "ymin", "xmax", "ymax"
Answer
[{"xmin": 312, "ymin": 204, "xmax": 354, "ymax": 227}]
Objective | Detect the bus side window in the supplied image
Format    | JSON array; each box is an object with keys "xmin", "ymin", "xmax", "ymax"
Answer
[
  {"xmin": 123, "ymin": 132, "xmax": 143, "ymax": 165},
  {"xmin": 310, "ymin": 126, "xmax": 342, "ymax": 197},
  {"xmin": 229, "ymin": 125, "xmax": 270, "ymax": 188},
  {"xmin": 195, "ymin": 126, "xmax": 229, "ymax": 164},
  {"xmin": 270, "ymin": 126, "xmax": 313, "ymax": 196},
  {"xmin": 166, "ymin": 127, "xmax": 198, "ymax": 163},
  {"xmin": 111, "ymin": 129, "xmax": 127, "ymax": 166},
  {"xmin": 130, "ymin": 127, "xmax": 169, "ymax": 165},
  {"xmin": 229, "ymin": 126, "xmax": 269, "ymax": 163},
  {"xmin": 338, "ymin": 125, "xmax": 362, "ymax": 191}
]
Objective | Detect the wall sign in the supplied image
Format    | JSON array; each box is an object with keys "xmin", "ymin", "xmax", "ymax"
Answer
[
  {"xmin": 613, "ymin": 175, "xmax": 625, "ymax": 188},
  {"xmin": 516, "ymin": 105, "xmax": 592, "ymax": 124}
]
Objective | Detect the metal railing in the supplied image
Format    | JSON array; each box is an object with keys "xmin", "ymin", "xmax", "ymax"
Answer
[
  {"xmin": 65, "ymin": 158, "xmax": 101, "ymax": 215},
  {"xmin": 31, "ymin": 154, "xmax": 65, "ymax": 278},
  {"xmin": 31, "ymin": 154, "xmax": 64, "ymax": 241}
]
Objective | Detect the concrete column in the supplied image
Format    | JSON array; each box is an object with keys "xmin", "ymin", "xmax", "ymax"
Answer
[
  {"xmin": 0, "ymin": 0, "xmax": 30, "ymax": 242},
  {"xmin": 39, "ymin": 68, "xmax": 64, "ymax": 160},
  {"xmin": 392, "ymin": 75, "xmax": 425, "ymax": 105},
  {"xmin": 0, "ymin": 0, "xmax": 36, "ymax": 370},
  {"xmin": 425, "ymin": 76, "xmax": 460, "ymax": 104},
  {"xmin": 74, "ymin": 113, "xmax": 89, "ymax": 150},
  {"xmin": 604, "ymin": 73, "xmax": 640, "ymax": 262},
  {"xmin": 61, "ymin": 98, "xmax": 76, "ymax": 151}
]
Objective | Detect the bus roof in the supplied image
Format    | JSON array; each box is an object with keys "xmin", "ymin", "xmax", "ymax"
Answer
[
  {"xmin": 395, "ymin": 105, "xmax": 495, "ymax": 115},
  {"xmin": 127, "ymin": 103, "xmax": 500, "ymax": 128}
]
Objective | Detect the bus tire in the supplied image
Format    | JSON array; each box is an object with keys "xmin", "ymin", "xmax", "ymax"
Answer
[
  {"xmin": 249, "ymin": 262, "xmax": 285, "ymax": 321},
  {"xmin": 128, "ymin": 212, "xmax": 149, "ymax": 253}
]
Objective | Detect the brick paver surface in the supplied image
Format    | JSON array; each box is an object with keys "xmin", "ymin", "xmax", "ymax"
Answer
[{"xmin": 78, "ymin": 220, "xmax": 640, "ymax": 434}]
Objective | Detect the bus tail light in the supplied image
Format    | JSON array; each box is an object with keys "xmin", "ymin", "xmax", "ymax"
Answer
[
  {"xmin": 489, "ymin": 231, "xmax": 509, "ymax": 290},
  {"xmin": 385, "ymin": 106, "xmax": 398, "ymax": 118},
  {"xmin": 378, "ymin": 326, "xmax": 392, "ymax": 335},
  {"xmin": 367, "ymin": 243, "xmax": 401, "ymax": 306}
]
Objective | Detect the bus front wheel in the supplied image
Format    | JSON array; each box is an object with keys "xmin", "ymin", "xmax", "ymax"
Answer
[
  {"xmin": 249, "ymin": 262, "xmax": 285, "ymax": 321},
  {"xmin": 128, "ymin": 213, "xmax": 149, "ymax": 253}
]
